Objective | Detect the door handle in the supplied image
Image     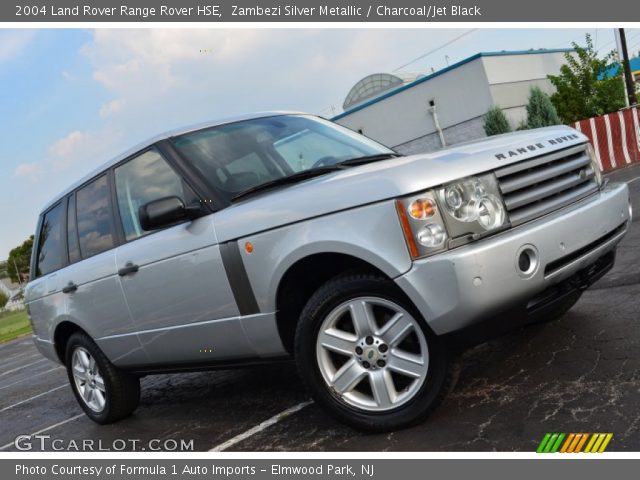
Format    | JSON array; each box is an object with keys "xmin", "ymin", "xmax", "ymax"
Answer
[
  {"xmin": 118, "ymin": 262, "xmax": 140, "ymax": 277},
  {"xmin": 62, "ymin": 282, "xmax": 78, "ymax": 294}
]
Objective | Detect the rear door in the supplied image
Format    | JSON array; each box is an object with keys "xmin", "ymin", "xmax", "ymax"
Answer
[
  {"xmin": 112, "ymin": 148, "xmax": 253, "ymax": 366},
  {"xmin": 61, "ymin": 176, "xmax": 146, "ymax": 367}
]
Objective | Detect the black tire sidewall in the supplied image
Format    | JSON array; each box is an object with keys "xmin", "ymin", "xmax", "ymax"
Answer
[{"xmin": 295, "ymin": 274, "xmax": 450, "ymax": 432}]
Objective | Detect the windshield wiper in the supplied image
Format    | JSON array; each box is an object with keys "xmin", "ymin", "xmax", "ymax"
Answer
[
  {"xmin": 338, "ymin": 152, "xmax": 402, "ymax": 166},
  {"xmin": 231, "ymin": 165, "xmax": 346, "ymax": 202}
]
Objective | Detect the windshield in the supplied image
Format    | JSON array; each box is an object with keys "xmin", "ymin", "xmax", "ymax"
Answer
[{"xmin": 172, "ymin": 115, "xmax": 394, "ymax": 203}]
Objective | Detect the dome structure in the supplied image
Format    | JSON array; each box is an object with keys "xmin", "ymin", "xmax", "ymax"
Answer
[
  {"xmin": 343, "ymin": 72, "xmax": 423, "ymax": 110},
  {"xmin": 343, "ymin": 73, "xmax": 404, "ymax": 110}
]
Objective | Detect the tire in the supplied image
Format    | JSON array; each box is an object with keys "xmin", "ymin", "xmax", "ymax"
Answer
[
  {"xmin": 295, "ymin": 273, "xmax": 451, "ymax": 432},
  {"xmin": 528, "ymin": 291, "xmax": 582, "ymax": 325},
  {"xmin": 65, "ymin": 332, "xmax": 140, "ymax": 424}
]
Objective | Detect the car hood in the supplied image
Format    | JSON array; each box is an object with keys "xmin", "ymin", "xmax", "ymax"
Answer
[{"xmin": 213, "ymin": 125, "xmax": 587, "ymax": 242}]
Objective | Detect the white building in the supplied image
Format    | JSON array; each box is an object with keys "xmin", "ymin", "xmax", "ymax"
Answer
[
  {"xmin": 0, "ymin": 278, "xmax": 24, "ymax": 312},
  {"xmin": 333, "ymin": 49, "xmax": 571, "ymax": 154}
]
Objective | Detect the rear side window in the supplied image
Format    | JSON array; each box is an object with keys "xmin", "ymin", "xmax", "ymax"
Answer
[
  {"xmin": 35, "ymin": 203, "xmax": 64, "ymax": 277},
  {"xmin": 115, "ymin": 150, "xmax": 196, "ymax": 241},
  {"xmin": 76, "ymin": 175, "xmax": 115, "ymax": 258},
  {"xmin": 66, "ymin": 194, "xmax": 81, "ymax": 264}
]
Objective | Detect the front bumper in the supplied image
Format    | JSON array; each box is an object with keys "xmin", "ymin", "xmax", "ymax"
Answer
[{"xmin": 395, "ymin": 182, "xmax": 631, "ymax": 335}]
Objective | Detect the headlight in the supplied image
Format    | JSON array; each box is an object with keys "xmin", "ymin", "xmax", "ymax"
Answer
[
  {"xmin": 396, "ymin": 174, "xmax": 508, "ymax": 259},
  {"xmin": 437, "ymin": 174, "xmax": 508, "ymax": 239},
  {"xmin": 586, "ymin": 143, "xmax": 603, "ymax": 187},
  {"xmin": 395, "ymin": 193, "xmax": 448, "ymax": 259}
]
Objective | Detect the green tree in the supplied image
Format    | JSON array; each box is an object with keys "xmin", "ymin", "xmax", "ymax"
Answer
[
  {"xmin": 483, "ymin": 106, "xmax": 512, "ymax": 136},
  {"xmin": 548, "ymin": 34, "xmax": 625, "ymax": 123},
  {"xmin": 7, "ymin": 236, "xmax": 34, "ymax": 284},
  {"xmin": 0, "ymin": 292, "xmax": 7, "ymax": 309},
  {"xmin": 0, "ymin": 261, "xmax": 8, "ymax": 279},
  {"xmin": 526, "ymin": 86, "xmax": 561, "ymax": 128}
]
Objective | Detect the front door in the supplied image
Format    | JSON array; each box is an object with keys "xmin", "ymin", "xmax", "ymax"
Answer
[{"xmin": 111, "ymin": 149, "xmax": 254, "ymax": 366}]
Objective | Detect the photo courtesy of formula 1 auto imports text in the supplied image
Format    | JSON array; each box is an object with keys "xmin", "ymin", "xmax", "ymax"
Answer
[{"xmin": 0, "ymin": 0, "xmax": 640, "ymax": 478}]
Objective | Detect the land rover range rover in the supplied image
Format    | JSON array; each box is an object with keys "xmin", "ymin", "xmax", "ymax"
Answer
[{"xmin": 25, "ymin": 113, "xmax": 631, "ymax": 430}]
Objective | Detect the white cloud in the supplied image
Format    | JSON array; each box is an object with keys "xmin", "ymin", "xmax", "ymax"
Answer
[
  {"xmin": 14, "ymin": 127, "xmax": 123, "ymax": 182},
  {"xmin": 99, "ymin": 99, "xmax": 124, "ymax": 118},
  {"xmin": 0, "ymin": 30, "xmax": 36, "ymax": 64},
  {"xmin": 48, "ymin": 130, "xmax": 85, "ymax": 160},
  {"xmin": 48, "ymin": 128, "xmax": 123, "ymax": 172},
  {"xmin": 13, "ymin": 162, "xmax": 43, "ymax": 181}
]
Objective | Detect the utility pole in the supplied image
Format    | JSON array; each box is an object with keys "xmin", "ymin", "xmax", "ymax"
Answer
[
  {"xmin": 12, "ymin": 259, "xmax": 22, "ymax": 288},
  {"xmin": 615, "ymin": 28, "xmax": 638, "ymax": 107}
]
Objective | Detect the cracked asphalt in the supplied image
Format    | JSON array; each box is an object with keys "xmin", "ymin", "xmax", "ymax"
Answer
[{"xmin": 1, "ymin": 165, "xmax": 639, "ymax": 452}]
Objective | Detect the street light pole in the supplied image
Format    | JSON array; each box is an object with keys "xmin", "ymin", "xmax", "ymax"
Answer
[
  {"xmin": 615, "ymin": 28, "xmax": 638, "ymax": 107},
  {"xmin": 12, "ymin": 258, "xmax": 22, "ymax": 288}
]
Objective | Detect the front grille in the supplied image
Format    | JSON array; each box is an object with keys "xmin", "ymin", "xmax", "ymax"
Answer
[{"xmin": 494, "ymin": 144, "xmax": 599, "ymax": 226}]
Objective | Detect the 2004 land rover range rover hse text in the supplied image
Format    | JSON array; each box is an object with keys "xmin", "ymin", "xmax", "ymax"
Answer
[{"xmin": 25, "ymin": 113, "xmax": 631, "ymax": 431}]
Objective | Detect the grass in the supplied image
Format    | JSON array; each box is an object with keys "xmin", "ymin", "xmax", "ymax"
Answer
[{"xmin": 0, "ymin": 310, "xmax": 32, "ymax": 344}]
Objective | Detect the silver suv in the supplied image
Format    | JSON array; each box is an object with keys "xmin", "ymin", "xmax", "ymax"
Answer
[{"xmin": 25, "ymin": 113, "xmax": 631, "ymax": 431}]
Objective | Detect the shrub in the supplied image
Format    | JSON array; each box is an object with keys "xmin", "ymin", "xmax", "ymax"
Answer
[
  {"xmin": 483, "ymin": 106, "xmax": 512, "ymax": 136},
  {"xmin": 526, "ymin": 86, "xmax": 561, "ymax": 129}
]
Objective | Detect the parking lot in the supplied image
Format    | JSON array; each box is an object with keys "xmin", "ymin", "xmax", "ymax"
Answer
[{"xmin": 1, "ymin": 165, "xmax": 640, "ymax": 453}]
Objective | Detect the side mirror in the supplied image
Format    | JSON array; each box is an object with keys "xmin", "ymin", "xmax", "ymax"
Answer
[{"xmin": 139, "ymin": 196, "xmax": 200, "ymax": 231}]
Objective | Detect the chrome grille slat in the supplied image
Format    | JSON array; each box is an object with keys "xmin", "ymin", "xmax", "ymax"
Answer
[
  {"xmin": 498, "ymin": 154, "xmax": 591, "ymax": 194},
  {"xmin": 495, "ymin": 144, "xmax": 598, "ymax": 226},
  {"xmin": 503, "ymin": 168, "xmax": 594, "ymax": 210},
  {"xmin": 508, "ymin": 182, "xmax": 598, "ymax": 225}
]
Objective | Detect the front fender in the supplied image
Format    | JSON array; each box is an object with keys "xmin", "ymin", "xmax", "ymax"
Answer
[{"xmin": 238, "ymin": 199, "xmax": 412, "ymax": 313}]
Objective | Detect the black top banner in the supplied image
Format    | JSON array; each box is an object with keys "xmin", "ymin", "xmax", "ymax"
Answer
[{"xmin": 3, "ymin": 0, "xmax": 640, "ymax": 22}]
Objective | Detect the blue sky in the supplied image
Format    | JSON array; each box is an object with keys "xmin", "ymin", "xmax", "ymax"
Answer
[{"xmin": 1, "ymin": 27, "xmax": 639, "ymax": 259}]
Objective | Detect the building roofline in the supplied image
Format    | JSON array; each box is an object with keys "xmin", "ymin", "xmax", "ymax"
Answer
[{"xmin": 332, "ymin": 48, "xmax": 574, "ymax": 121}]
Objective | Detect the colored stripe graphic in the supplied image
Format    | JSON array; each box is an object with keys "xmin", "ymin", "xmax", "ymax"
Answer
[
  {"xmin": 536, "ymin": 433, "xmax": 552, "ymax": 453},
  {"xmin": 559, "ymin": 433, "xmax": 575, "ymax": 453},
  {"xmin": 537, "ymin": 433, "xmax": 613, "ymax": 453},
  {"xmin": 598, "ymin": 433, "xmax": 613, "ymax": 453}
]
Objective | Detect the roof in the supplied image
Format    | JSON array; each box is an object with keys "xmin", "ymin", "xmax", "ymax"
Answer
[
  {"xmin": 332, "ymin": 48, "xmax": 574, "ymax": 121},
  {"xmin": 40, "ymin": 111, "xmax": 302, "ymax": 213}
]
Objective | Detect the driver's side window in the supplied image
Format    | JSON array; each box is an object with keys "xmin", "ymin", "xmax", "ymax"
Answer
[{"xmin": 115, "ymin": 150, "xmax": 195, "ymax": 242}]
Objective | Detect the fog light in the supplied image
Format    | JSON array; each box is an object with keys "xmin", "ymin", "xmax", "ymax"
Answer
[
  {"xmin": 518, "ymin": 251, "xmax": 531, "ymax": 272},
  {"xmin": 416, "ymin": 223, "xmax": 447, "ymax": 247},
  {"xmin": 516, "ymin": 245, "xmax": 539, "ymax": 277}
]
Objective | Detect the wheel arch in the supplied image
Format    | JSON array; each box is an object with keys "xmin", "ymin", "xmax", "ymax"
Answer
[
  {"xmin": 275, "ymin": 252, "xmax": 390, "ymax": 354},
  {"xmin": 53, "ymin": 321, "xmax": 89, "ymax": 365}
]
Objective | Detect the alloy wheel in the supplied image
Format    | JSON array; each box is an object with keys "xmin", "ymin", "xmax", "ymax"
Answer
[
  {"xmin": 315, "ymin": 296, "xmax": 429, "ymax": 412},
  {"xmin": 71, "ymin": 347, "xmax": 107, "ymax": 413}
]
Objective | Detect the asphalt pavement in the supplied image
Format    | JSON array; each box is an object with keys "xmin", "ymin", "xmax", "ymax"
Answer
[{"xmin": 1, "ymin": 164, "xmax": 640, "ymax": 452}]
